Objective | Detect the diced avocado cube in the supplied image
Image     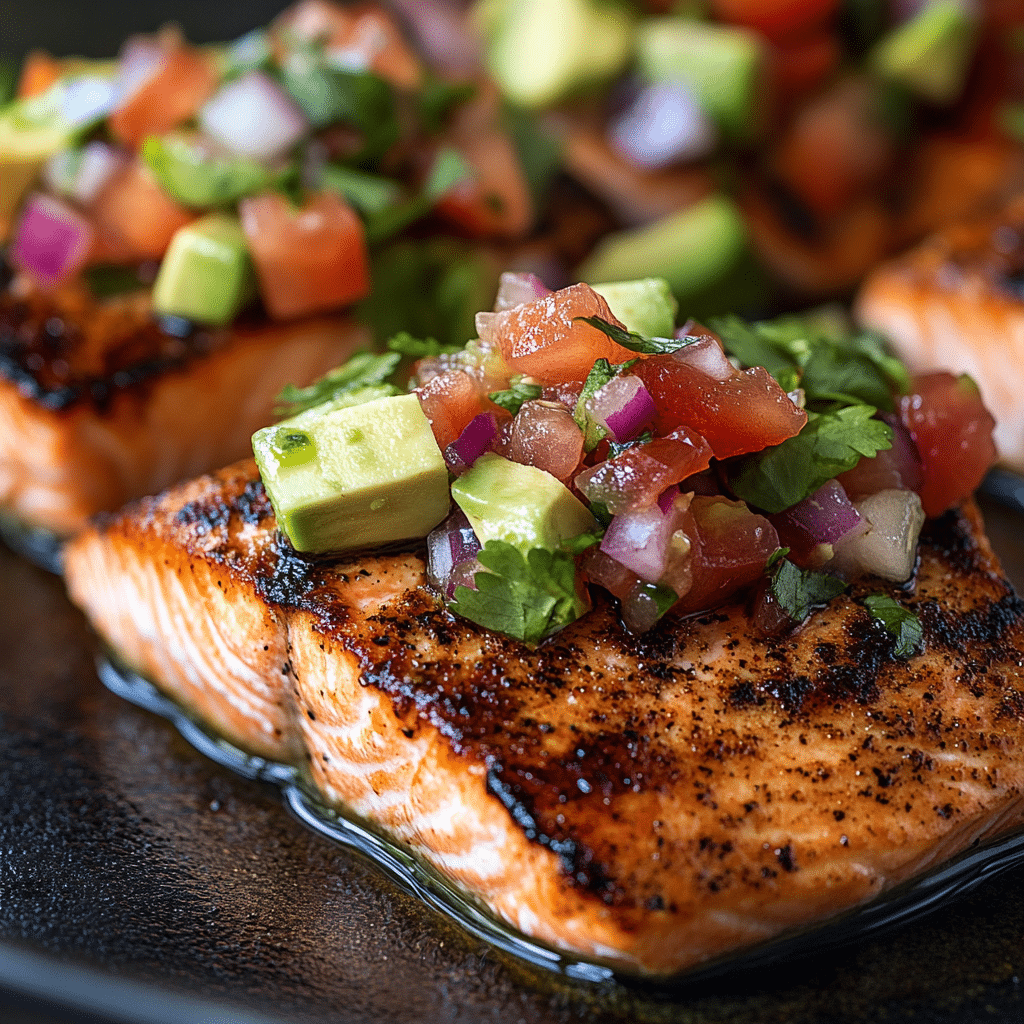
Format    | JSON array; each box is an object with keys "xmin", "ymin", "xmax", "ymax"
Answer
[
  {"xmin": 870, "ymin": 0, "xmax": 977, "ymax": 105},
  {"xmin": 590, "ymin": 278, "xmax": 678, "ymax": 338},
  {"xmin": 152, "ymin": 214, "xmax": 255, "ymax": 326},
  {"xmin": 480, "ymin": 0, "xmax": 635, "ymax": 108},
  {"xmin": 253, "ymin": 393, "xmax": 450, "ymax": 554},
  {"xmin": 637, "ymin": 18, "xmax": 766, "ymax": 140},
  {"xmin": 578, "ymin": 195, "xmax": 748, "ymax": 308},
  {"xmin": 451, "ymin": 453, "xmax": 596, "ymax": 554}
]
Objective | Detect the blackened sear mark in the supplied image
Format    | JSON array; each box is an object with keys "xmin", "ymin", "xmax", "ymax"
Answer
[
  {"xmin": 235, "ymin": 478, "xmax": 273, "ymax": 526},
  {"xmin": 175, "ymin": 499, "xmax": 231, "ymax": 535},
  {"xmin": 918, "ymin": 593, "xmax": 1024, "ymax": 654},
  {"xmin": 918, "ymin": 507, "xmax": 981, "ymax": 574},
  {"xmin": 255, "ymin": 533, "xmax": 322, "ymax": 608}
]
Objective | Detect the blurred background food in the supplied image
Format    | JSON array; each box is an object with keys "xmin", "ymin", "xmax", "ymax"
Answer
[{"xmin": 5, "ymin": 0, "xmax": 1024, "ymax": 335}]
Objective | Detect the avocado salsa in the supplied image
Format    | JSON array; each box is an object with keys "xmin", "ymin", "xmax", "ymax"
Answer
[{"xmin": 254, "ymin": 272, "xmax": 997, "ymax": 646}]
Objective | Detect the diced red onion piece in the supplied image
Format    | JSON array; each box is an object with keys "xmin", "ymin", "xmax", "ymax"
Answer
[
  {"xmin": 116, "ymin": 36, "xmax": 165, "ymax": 102},
  {"xmin": 621, "ymin": 581, "xmax": 675, "ymax": 634},
  {"xmin": 199, "ymin": 71, "xmax": 308, "ymax": 161},
  {"xmin": 445, "ymin": 412, "xmax": 497, "ymax": 471},
  {"xmin": 829, "ymin": 489, "xmax": 925, "ymax": 583},
  {"xmin": 493, "ymin": 271, "xmax": 551, "ymax": 312},
  {"xmin": 426, "ymin": 509, "xmax": 482, "ymax": 599},
  {"xmin": 11, "ymin": 194, "xmax": 94, "ymax": 287},
  {"xmin": 61, "ymin": 75, "xmax": 117, "ymax": 129},
  {"xmin": 586, "ymin": 375, "xmax": 656, "ymax": 442},
  {"xmin": 608, "ymin": 81, "xmax": 717, "ymax": 170},
  {"xmin": 671, "ymin": 333, "xmax": 734, "ymax": 380},
  {"xmin": 779, "ymin": 480, "xmax": 862, "ymax": 546},
  {"xmin": 44, "ymin": 142, "xmax": 126, "ymax": 206},
  {"xmin": 390, "ymin": 0, "xmax": 482, "ymax": 75},
  {"xmin": 600, "ymin": 501, "xmax": 680, "ymax": 583},
  {"xmin": 657, "ymin": 484, "xmax": 680, "ymax": 515}
]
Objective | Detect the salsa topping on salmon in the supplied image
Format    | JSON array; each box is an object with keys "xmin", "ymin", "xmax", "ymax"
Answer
[{"xmin": 254, "ymin": 273, "xmax": 998, "ymax": 644}]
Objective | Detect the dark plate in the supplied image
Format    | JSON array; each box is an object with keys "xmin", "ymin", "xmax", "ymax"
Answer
[{"xmin": 2, "ymin": 480, "xmax": 1024, "ymax": 1023}]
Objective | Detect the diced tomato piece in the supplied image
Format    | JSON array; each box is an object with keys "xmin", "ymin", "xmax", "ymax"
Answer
[
  {"xmin": 417, "ymin": 369, "xmax": 486, "ymax": 450},
  {"xmin": 771, "ymin": 77, "xmax": 893, "ymax": 220},
  {"xmin": 274, "ymin": 1, "xmax": 422, "ymax": 88},
  {"xmin": 89, "ymin": 159, "xmax": 195, "ymax": 262},
  {"xmin": 837, "ymin": 414, "xmax": 923, "ymax": 499},
  {"xmin": 770, "ymin": 31, "xmax": 840, "ymax": 105},
  {"xmin": 493, "ymin": 283, "xmax": 635, "ymax": 383},
  {"xmin": 710, "ymin": 0, "xmax": 839, "ymax": 41},
  {"xmin": 434, "ymin": 90, "xmax": 532, "ymax": 241},
  {"xmin": 581, "ymin": 547, "xmax": 640, "ymax": 601},
  {"xmin": 239, "ymin": 190, "xmax": 370, "ymax": 320},
  {"xmin": 508, "ymin": 400, "xmax": 584, "ymax": 483},
  {"xmin": 670, "ymin": 496, "xmax": 779, "ymax": 615},
  {"xmin": 17, "ymin": 51, "xmax": 63, "ymax": 98},
  {"xmin": 899, "ymin": 372, "xmax": 997, "ymax": 517},
  {"xmin": 632, "ymin": 355, "xmax": 806, "ymax": 459},
  {"xmin": 575, "ymin": 427, "xmax": 713, "ymax": 515},
  {"xmin": 108, "ymin": 43, "xmax": 218, "ymax": 150}
]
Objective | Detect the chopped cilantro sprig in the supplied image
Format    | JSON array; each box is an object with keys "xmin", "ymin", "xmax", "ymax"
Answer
[
  {"xmin": 729, "ymin": 406, "xmax": 893, "ymax": 514},
  {"xmin": 863, "ymin": 594, "xmax": 923, "ymax": 658},
  {"xmin": 449, "ymin": 538, "xmax": 593, "ymax": 646},
  {"xmin": 767, "ymin": 556, "xmax": 848, "ymax": 625},
  {"xmin": 489, "ymin": 379, "xmax": 543, "ymax": 416},
  {"xmin": 575, "ymin": 316, "xmax": 695, "ymax": 356},
  {"xmin": 274, "ymin": 351, "xmax": 402, "ymax": 417}
]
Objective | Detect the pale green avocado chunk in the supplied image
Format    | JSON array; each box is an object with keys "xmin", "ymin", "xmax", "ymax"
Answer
[
  {"xmin": 253, "ymin": 392, "xmax": 450, "ymax": 554},
  {"xmin": 477, "ymin": 0, "xmax": 635, "ymax": 108},
  {"xmin": 152, "ymin": 214, "xmax": 255, "ymax": 326},
  {"xmin": 637, "ymin": 18, "xmax": 766, "ymax": 140},
  {"xmin": 590, "ymin": 277, "xmax": 678, "ymax": 338},
  {"xmin": 451, "ymin": 453, "xmax": 596, "ymax": 554},
  {"xmin": 578, "ymin": 195, "xmax": 748, "ymax": 306},
  {"xmin": 870, "ymin": 0, "xmax": 978, "ymax": 104}
]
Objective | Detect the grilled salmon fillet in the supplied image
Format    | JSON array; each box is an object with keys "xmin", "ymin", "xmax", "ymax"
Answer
[
  {"xmin": 857, "ymin": 197, "xmax": 1024, "ymax": 475},
  {"xmin": 0, "ymin": 281, "xmax": 369, "ymax": 537},
  {"xmin": 64, "ymin": 460, "xmax": 1024, "ymax": 977}
]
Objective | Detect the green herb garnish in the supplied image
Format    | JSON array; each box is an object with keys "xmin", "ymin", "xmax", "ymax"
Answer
[
  {"xmin": 863, "ymin": 594, "xmax": 923, "ymax": 658},
  {"xmin": 418, "ymin": 77, "xmax": 476, "ymax": 134},
  {"xmin": 575, "ymin": 315, "xmax": 694, "ymax": 356},
  {"xmin": 573, "ymin": 358, "xmax": 617, "ymax": 451},
  {"xmin": 729, "ymin": 406, "xmax": 893, "ymax": 514},
  {"xmin": 710, "ymin": 312, "xmax": 910, "ymax": 409},
  {"xmin": 274, "ymin": 351, "xmax": 402, "ymax": 417},
  {"xmin": 768, "ymin": 558, "xmax": 848, "ymax": 624},
  {"xmin": 488, "ymin": 379, "xmax": 543, "ymax": 416},
  {"xmin": 449, "ymin": 539, "xmax": 590, "ymax": 646}
]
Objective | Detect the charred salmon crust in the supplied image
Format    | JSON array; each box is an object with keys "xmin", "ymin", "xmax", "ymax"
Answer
[
  {"xmin": 65, "ymin": 461, "xmax": 1024, "ymax": 976},
  {"xmin": 0, "ymin": 287, "xmax": 368, "ymax": 537}
]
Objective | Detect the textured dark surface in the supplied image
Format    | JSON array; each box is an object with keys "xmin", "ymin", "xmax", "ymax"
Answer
[{"xmin": 0, "ymin": 496, "xmax": 1022, "ymax": 1022}]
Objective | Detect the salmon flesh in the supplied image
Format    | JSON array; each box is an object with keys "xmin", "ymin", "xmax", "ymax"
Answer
[
  {"xmin": 857, "ymin": 197, "xmax": 1024, "ymax": 475},
  {"xmin": 0, "ymin": 283, "xmax": 369, "ymax": 537},
  {"xmin": 64, "ymin": 460, "xmax": 1024, "ymax": 977}
]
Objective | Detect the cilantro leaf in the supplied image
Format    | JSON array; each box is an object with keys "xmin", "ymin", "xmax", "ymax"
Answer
[
  {"xmin": 387, "ymin": 331, "xmax": 462, "ymax": 358},
  {"xmin": 575, "ymin": 316, "xmax": 691, "ymax": 355},
  {"xmin": 449, "ymin": 540, "xmax": 590, "ymax": 646},
  {"xmin": 417, "ymin": 77, "xmax": 476, "ymax": 134},
  {"xmin": 707, "ymin": 313, "xmax": 797, "ymax": 386},
  {"xmin": 488, "ymin": 380, "xmax": 542, "ymax": 416},
  {"xmin": 501, "ymin": 102, "xmax": 562, "ymax": 208},
  {"xmin": 863, "ymin": 594, "xmax": 923, "ymax": 658},
  {"xmin": 573, "ymin": 358, "xmax": 619, "ymax": 451},
  {"xmin": 729, "ymin": 407, "xmax": 893, "ymax": 514},
  {"xmin": 607, "ymin": 430, "xmax": 653, "ymax": 459},
  {"xmin": 768, "ymin": 558, "xmax": 847, "ymax": 624},
  {"xmin": 709, "ymin": 313, "xmax": 909, "ymax": 408},
  {"xmin": 560, "ymin": 530, "xmax": 604, "ymax": 555},
  {"xmin": 358, "ymin": 239, "xmax": 495, "ymax": 349},
  {"xmin": 274, "ymin": 351, "xmax": 402, "ymax": 417}
]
